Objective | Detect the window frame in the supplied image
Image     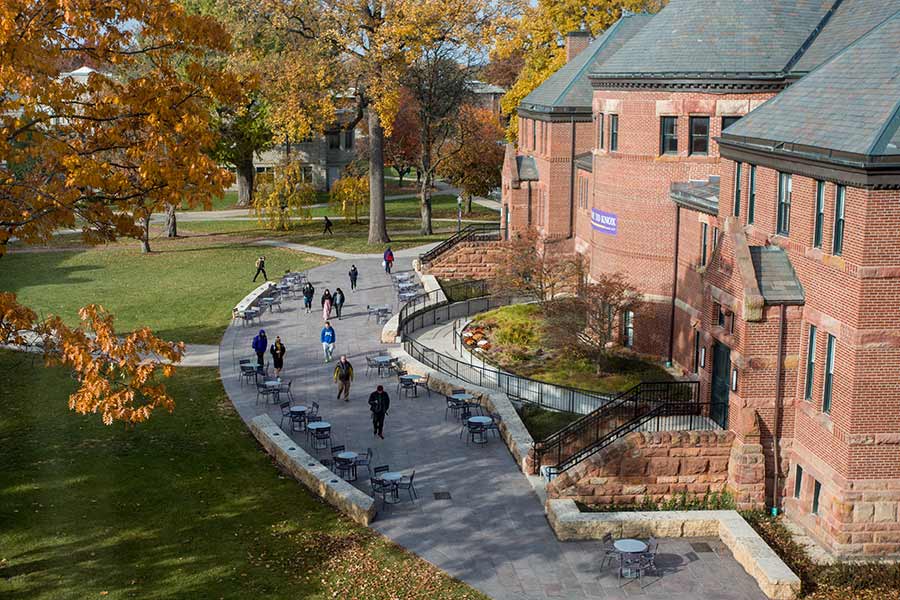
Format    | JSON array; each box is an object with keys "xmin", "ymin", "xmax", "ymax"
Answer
[
  {"xmin": 660, "ymin": 116, "xmax": 678, "ymax": 155},
  {"xmin": 531, "ymin": 119, "xmax": 536, "ymax": 151},
  {"xmin": 813, "ymin": 181, "xmax": 825, "ymax": 248},
  {"xmin": 812, "ymin": 480, "xmax": 822, "ymax": 514},
  {"xmin": 833, "ymin": 185, "xmax": 845, "ymax": 256},
  {"xmin": 823, "ymin": 334, "xmax": 835, "ymax": 413},
  {"xmin": 609, "ymin": 114, "xmax": 619, "ymax": 152},
  {"xmin": 721, "ymin": 115, "xmax": 741, "ymax": 131},
  {"xmin": 693, "ymin": 331, "xmax": 701, "ymax": 374},
  {"xmin": 700, "ymin": 222, "xmax": 708, "ymax": 266},
  {"xmin": 776, "ymin": 172, "xmax": 792, "ymax": 235},
  {"xmin": 748, "ymin": 165, "xmax": 756, "ymax": 225},
  {"xmin": 794, "ymin": 465, "xmax": 803, "ymax": 498},
  {"xmin": 689, "ymin": 116, "xmax": 710, "ymax": 156},
  {"xmin": 734, "ymin": 162, "xmax": 742, "ymax": 217},
  {"xmin": 805, "ymin": 325, "xmax": 816, "ymax": 400},
  {"xmin": 622, "ymin": 310, "xmax": 634, "ymax": 348},
  {"xmin": 597, "ymin": 113, "xmax": 604, "ymax": 150}
]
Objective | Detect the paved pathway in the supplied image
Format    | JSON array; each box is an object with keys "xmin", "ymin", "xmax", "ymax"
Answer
[{"xmin": 218, "ymin": 255, "xmax": 768, "ymax": 600}]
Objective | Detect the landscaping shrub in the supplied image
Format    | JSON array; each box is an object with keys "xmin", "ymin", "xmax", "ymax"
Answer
[{"xmin": 578, "ymin": 490, "xmax": 736, "ymax": 513}]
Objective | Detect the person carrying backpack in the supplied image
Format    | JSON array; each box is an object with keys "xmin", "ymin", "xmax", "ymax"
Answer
[
  {"xmin": 333, "ymin": 287, "xmax": 346, "ymax": 320},
  {"xmin": 251, "ymin": 329, "xmax": 268, "ymax": 367},
  {"xmin": 383, "ymin": 247, "xmax": 394, "ymax": 274},
  {"xmin": 368, "ymin": 385, "xmax": 390, "ymax": 438},
  {"xmin": 333, "ymin": 355, "xmax": 354, "ymax": 402},
  {"xmin": 252, "ymin": 256, "xmax": 267, "ymax": 282},
  {"xmin": 323, "ymin": 215, "xmax": 334, "ymax": 235}
]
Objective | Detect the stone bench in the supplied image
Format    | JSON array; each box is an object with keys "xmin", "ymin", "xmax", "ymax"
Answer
[
  {"xmin": 546, "ymin": 500, "xmax": 801, "ymax": 600},
  {"xmin": 232, "ymin": 281, "xmax": 275, "ymax": 319},
  {"xmin": 249, "ymin": 414, "xmax": 376, "ymax": 526}
]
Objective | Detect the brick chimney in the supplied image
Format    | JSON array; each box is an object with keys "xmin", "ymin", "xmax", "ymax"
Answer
[{"xmin": 565, "ymin": 30, "xmax": 591, "ymax": 62}]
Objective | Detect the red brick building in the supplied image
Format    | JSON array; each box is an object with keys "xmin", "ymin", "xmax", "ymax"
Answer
[{"xmin": 501, "ymin": 0, "xmax": 900, "ymax": 557}]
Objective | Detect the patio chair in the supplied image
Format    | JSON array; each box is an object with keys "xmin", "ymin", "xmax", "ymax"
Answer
[
  {"xmin": 305, "ymin": 415, "xmax": 322, "ymax": 443},
  {"xmin": 355, "ymin": 447, "xmax": 373, "ymax": 476},
  {"xmin": 365, "ymin": 356, "xmax": 379, "ymax": 377},
  {"xmin": 643, "ymin": 537, "xmax": 659, "ymax": 573},
  {"xmin": 397, "ymin": 470, "xmax": 417, "ymax": 501},
  {"xmin": 256, "ymin": 382, "xmax": 277, "ymax": 404},
  {"xmin": 239, "ymin": 364, "xmax": 257, "ymax": 387},
  {"xmin": 466, "ymin": 421, "xmax": 487, "ymax": 445},
  {"xmin": 312, "ymin": 426, "xmax": 332, "ymax": 452},
  {"xmin": 400, "ymin": 377, "xmax": 417, "ymax": 398},
  {"xmin": 618, "ymin": 554, "xmax": 653, "ymax": 588},
  {"xmin": 309, "ymin": 401, "xmax": 319, "ymax": 417},
  {"xmin": 269, "ymin": 295, "xmax": 283, "ymax": 312},
  {"xmin": 444, "ymin": 396, "xmax": 464, "ymax": 421},
  {"xmin": 279, "ymin": 401, "xmax": 292, "ymax": 429},
  {"xmin": 414, "ymin": 374, "xmax": 431, "ymax": 398},
  {"xmin": 290, "ymin": 409, "xmax": 306, "ymax": 433},
  {"xmin": 279, "ymin": 379, "xmax": 294, "ymax": 402},
  {"xmin": 600, "ymin": 533, "xmax": 618, "ymax": 569},
  {"xmin": 486, "ymin": 413, "xmax": 502, "ymax": 438},
  {"xmin": 373, "ymin": 465, "xmax": 389, "ymax": 477},
  {"xmin": 370, "ymin": 476, "xmax": 397, "ymax": 508},
  {"xmin": 330, "ymin": 445, "xmax": 345, "ymax": 455}
]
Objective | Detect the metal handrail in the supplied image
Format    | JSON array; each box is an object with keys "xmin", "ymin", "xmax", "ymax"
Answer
[{"xmin": 418, "ymin": 223, "xmax": 501, "ymax": 265}]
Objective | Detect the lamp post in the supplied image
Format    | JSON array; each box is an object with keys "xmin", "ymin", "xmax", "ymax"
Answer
[{"xmin": 456, "ymin": 195, "xmax": 462, "ymax": 233}]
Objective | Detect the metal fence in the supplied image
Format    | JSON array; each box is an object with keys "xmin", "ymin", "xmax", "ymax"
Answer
[{"xmin": 418, "ymin": 223, "xmax": 502, "ymax": 265}]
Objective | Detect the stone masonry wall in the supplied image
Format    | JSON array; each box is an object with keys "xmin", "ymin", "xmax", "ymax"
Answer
[
  {"xmin": 422, "ymin": 241, "xmax": 506, "ymax": 281},
  {"xmin": 548, "ymin": 430, "xmax": 737, "ymax": 506}
]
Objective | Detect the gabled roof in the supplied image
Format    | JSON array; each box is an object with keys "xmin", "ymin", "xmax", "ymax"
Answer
[
  {"xmin": 574, "ymin": 153, "xmax": 593, "ymax": 172},
  {"xmin": 592, "ymin": 0, "xmax": 833, "ymax": 77},
  {"xmin": 519, "ymin": 12, "xmax": 651, "ymax": 113},
  {"xmin": 791, "ymin": 0, "xmax": 900, "ymax": 74},
  {"xmin": 720, "ymin": 10, "xmax": 900, "ymax": 161},
  {"xmin": 749, "ymin": 247, "xmax": 805, "ymax": 305},
  {"xmin": 670, "ymin": 178, "xmax": 720, "ymax": 215}
]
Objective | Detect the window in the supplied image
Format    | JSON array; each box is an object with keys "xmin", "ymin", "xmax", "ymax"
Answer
[
  {"xmin": 531, "ymin": 119, "xmax": 536, "ymax": 150},
  {"xmin": 812, "ymin": 480, "xmax": 822, "ymax": 514},
  {"xmin": 597, "ymin": 113, "xmax": 604, "ymax": 149},
  {"xmin": 833, "ymin": 185, "xmax": 845, "ymax": 256},
  {"xmin": 823, "ymin": 334, "xmax": 835, "ymax": 413},
  {"xmin": 689, "ymin": 116, "xmax": 710, "ymax": 155},
  {"xmin": 700, "ymin": 222, "xmax": 708, "ymax": 266},
  {"xmin": 327, "ymin": 131, "xmax": 341, "ymax": 149},
  {"xmin": 794, "ymin": 465, "xmax": 803, "ymax": 498},
  {"xmin": 813, "ymin": 181, "xmax": 825, "ymax": 248},
  {"xmin": 722, "ymin": 115, "xmax": 741, "ymax": 131},
  {"xmin": 731, "ymin": 367, "xmax": 738, "ymax": 391},
  {"xmin": 748, "ymin": 165, "xmax": 757, "ymax": 225},
  {"xmin": 713, "ymin": 226, "xmax": 719, "ymax": 249},
  {"xmin": 622, "ymin": 310, "xmax": 634, "ymax": 348},
  {"xmin": 609, "ymin": 115, "xmax": 619, "ymax": 151},
  {"xmin": 734, "ymin": 162, "xmax": 742, "ymax": 217},
  {"xmin": 777, "ymin": 172, "xmax": 792, "ymax": 235},
  {"xmin": 660, "ymin": 116, "xmax": 677, "ymax": 155},
  {"xmin": 344, "ymin": 129, "xmax": 354, "ymax": 150},
  {"xmin": 805, "ymin": 325, "xmax": 817, "ymax": 400},
  {"xmin": 693, "ymin": 331, "xmax": 701, "ymax": 373},
  {"xmin": 716, "ymin": 304, "xmax": 726, "ymax": 328}
]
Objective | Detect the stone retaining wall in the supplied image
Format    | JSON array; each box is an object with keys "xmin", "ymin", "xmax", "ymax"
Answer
[
  {"xmin": 548, "ymin": 430, "xmax": 735, "ymax": 505},
  {"xmin": 249, "ymin": 414, "xmax": 376, "ymax": 526},
  {"xmin": 548, "ymin": 500, "xmax": 801, "ymax": 600},
  {"xmin": 421, "ymin": 241, "xmax": 507, "ymax": 280}
]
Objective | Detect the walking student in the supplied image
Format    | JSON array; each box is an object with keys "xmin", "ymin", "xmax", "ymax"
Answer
[
  {"xmin": 252, "ymin": 255, "xmax": 268, "ymax": 282},
  {"xmin": 302, "ymin": 281, "xmax": 315, "ymax": 314},
  {"xmin": 323, "ymin": 215, "xmax": 334, "ymax": 235},
  {"xmin": 383, "ymin": 247, "xmax": 394, "ymax": 274},
  {"xmin": 333, "ymin": 355, "xmax": 354, "ymax": 402},
  {"xmin": 321, "ymin": 288, "xmax": 333, "ymax": 320},
  {"xmin": 333, "ymin": 287, "xmax": 346, "ymax": 320},
  {"xmin": 251, "ymin": 329, "xmax": 268, "ymax": 367},
  {"xmin": 348, "ymin": 265, "xmax": 359, "ymax": 291},
  {"xmin": 270, "ymin": 336, "xmax": 286, "ymax": 377},
  {"xmin": 320, "ymin": 321, "xmax": 336, "ymax": 362},
  {"xmin": 368, "ymin": 385, "xmax": 390, "ymax": 439}
]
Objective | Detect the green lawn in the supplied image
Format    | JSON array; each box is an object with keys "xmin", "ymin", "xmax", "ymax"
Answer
[
  {"xmin": 310, "ymin": 194, "xmax": 498, "ymax": 220},
  {"xmin": 515, "ymin": 404, "xmax": 581, "ymax": 441},
  {"xmin": 471, "ymin": 304, "xmax": 674, "ymax": 395},
  {"xmin": 179, "ymin": 219, "xmax": 457, "ymax": 254},
  {"xmin": 0, "ymin": 238, "xmax": 331, "ymax": 345},
  {"xmin": 0, "ymin": 352, "xmax": 483, "ymax": 600},
  {"xmin": 180, "ymin": 190, "xmax": 240, "ymax": 211}
]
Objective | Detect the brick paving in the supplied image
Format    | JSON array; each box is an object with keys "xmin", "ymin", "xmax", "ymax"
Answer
[{"xmin": 219, "ymin": 253, "xmax": 768, "ymax": 600}]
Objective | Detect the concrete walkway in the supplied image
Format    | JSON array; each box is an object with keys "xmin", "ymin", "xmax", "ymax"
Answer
[{"xmin": 217, "ymin": 253, "xmax": 768, "ymax": 600}]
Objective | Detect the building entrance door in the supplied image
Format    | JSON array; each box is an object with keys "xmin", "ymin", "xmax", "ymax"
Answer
[{"xmin": 710, "ymin": 341, "xmax": 730, "ymax": 429}]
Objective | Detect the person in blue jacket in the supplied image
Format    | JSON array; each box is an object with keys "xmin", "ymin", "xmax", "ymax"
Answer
[
  {"xmin": 321, "ymin": 321, "xmax": 336, "ymax": 363},
  {"xmin": 252, "ymin": 329, "xmax": 268, "ymax": 367}
]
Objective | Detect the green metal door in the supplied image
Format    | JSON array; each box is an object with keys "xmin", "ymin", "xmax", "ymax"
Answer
[{"xmin": 711, "ymin": 342, "xmax": 730, "ymax": 429}]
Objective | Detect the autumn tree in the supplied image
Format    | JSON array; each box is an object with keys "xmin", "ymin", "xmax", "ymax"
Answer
[
  {"xmin": 494, "ymin": 0, "xmax": 665, "ymax": 139},
  {"xmin": 254, "ymin": 162, "xmax": 317, "ymax": 230},
  {"xmin": 438, "ymin": 105, "xmax": 504, "ymax": 214},
  {"xmin": 542, "ymin": 273, "xmax": 644, "ymax": 370},
  {"xmin": 491, "ymin": 229, "xmax": 580, "ymax": 302},
  {"xmin": 331, "ymin": 175, "xmax": 370, "ymax": 224},
  {"xmin": 0, "ymin": 0, "xmax": 237, "ymax": 422},
  {"xmin": 384, "ymin": 88, "xmax": 421, "ymax": 189},
  {"xmin": 212, "ymin": 95, "xmax": 274, "ymax": 208}
]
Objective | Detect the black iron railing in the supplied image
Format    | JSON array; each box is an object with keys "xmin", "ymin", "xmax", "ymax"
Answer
[{"xmin": 418, "ymin": 223, "xmax": 501, "ymax": 265}]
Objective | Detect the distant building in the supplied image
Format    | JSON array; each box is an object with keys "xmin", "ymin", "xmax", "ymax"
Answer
[{"xmin": 468, "ymin": 80, "xmax": 505, "ymax": 116}]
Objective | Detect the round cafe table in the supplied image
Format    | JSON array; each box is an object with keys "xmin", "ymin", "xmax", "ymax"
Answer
[
  {"xmin": 306, "ymin": 421, "xmax": 331, "ymax": 431},
  {"xmin": 451, "ymin": 392, "xmax": 473, "ymax": 401},
  {"xmin": 290, "ymin": 405, "xmax": 307, "ymax": 414},
  {"xmin": 614, "ymin": 539, "xmax": 648, "ymax": 554},
  {"xmin": 335, "ymin": 451, "xmax": 359, "ymax": 481},
  {"xmin": 468, "ymin": 416, "xmax": 492, "ymax": 426},
  {"xmin": 399, "ymin": 374, "xmax": 422, "ymax": 381},
  {"xmin": 378, "ymin": 471, "xmax": 403, "ymax": 504}
]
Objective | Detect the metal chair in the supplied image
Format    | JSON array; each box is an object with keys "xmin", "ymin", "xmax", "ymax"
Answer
[
  {"xmin": 312, "ymin": 426, "xmax": 332, "ymax": 452},
  {"xmin": 309, "ymin": 401, "xmax": 319, "ymax": 417},
  {"xmin": 256, "ymin": 382, "xmax": 278, "ymax": 404},
  {"xmin": 240, "ymin": 364, "xmax": 257, "ymax": 387},
  {"xmin": 414, "ymin": 374, "xmax": 431, "ymax": 398},
  {"xmin": 600, "ymin": 533, "xmax": 618, "ymax": 569},
  {"xmin": 279, "ymin": 379, "xmax": 294, "ymax": 402},
  {"xmin": 305, "ymin": 415, "xmax": 322, "ymax": 444},
  {"xmin": 365, "ymin": 355, "xmax": 379, "ymax": 377},
  {"xmin": 466, "ymin": 421, "xmax": 487, "ymax": 445},
  {"xmin": 397, "ymin": 470, "xmax": 417, "ymax": 501},
  {"xmin": 290, "ymin": 409, "xmax": 306, "ymax": 432},
  {"xmin": 445, "ymin": 396, "xmax": 464, "ymax": 421},
  {"xmin": 486, "ymin": 413, "xmax": 502, "ymax": 438},
  {"xmin": 279, "ymin": 401, "xmax": 291, "ymax": 429},
  {"xmin": 643, "ymin": 537, "xmax": 659, "ymax": 573},
  {"xmin": 618, "ymin": 554, "xmax": 653, "ymax": 588},
  {"xmin": 355, "ymin": 447, "xmax": 373, "ymax": 476}
]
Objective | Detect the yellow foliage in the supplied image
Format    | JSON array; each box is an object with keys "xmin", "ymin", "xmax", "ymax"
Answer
[
  {"xmin": 254, "ymin": 162, "xmax": 317, "ymax": 230},
  {"xmin": 331, "ymin": 176, "xmax": 370, "ymax": 224}
]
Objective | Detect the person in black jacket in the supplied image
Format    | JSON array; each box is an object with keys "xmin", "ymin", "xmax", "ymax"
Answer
[
  {"xmin": 348, "ymin": 265, "xmax": 358, "ymax": 291},
  {"xmin": 368, "ymin": 385, "xmax": 390, "ymax": 439},
  {"xmin": 302, "ymin": 282, "xmax": 315, "ymax": 314},
  {"xmin": 270, "ymin": 336, "xmax": 286, "ymax": 376}
]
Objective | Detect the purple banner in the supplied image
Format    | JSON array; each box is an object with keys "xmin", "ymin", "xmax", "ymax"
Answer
[{"xmin": 591, "ymin": 209, "xmax": 618, "ymax": 235}]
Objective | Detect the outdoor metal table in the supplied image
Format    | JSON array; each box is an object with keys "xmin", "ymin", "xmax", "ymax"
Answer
[
  {"xmin": 467, "ymin": 416, "xmax": 492, "ymax": 444},
  {"xmin": 335, "ymin": 451, "xmax": 358, "ymax": 481},
  {"xmin": 400, "ymin": 374, "xmax": 422, "ymax": 382},
  {"xmin": 264, "ymin": 380, "xmax": 281, "ymax": 388},
  {"xmin": 290, "ymin": 405, "xmax": 308, "ymax": 414},
  {"xmin": 374, "ymin": 355, "xmax": 396, "ymax": 376},
  {"xmin": 379, "ymin": 472, "xmax": 403, "ymax": 504},
  {"xmin": 451, "ymin": 393, "xmax": 474, "ymax": 401},
  {"xmin": 307, "ymin": 421, "xmax": 331, "ymax": 431},
  {"xmin": 614, "ymin": 539, "xmax": 647, "ymax": 554}
]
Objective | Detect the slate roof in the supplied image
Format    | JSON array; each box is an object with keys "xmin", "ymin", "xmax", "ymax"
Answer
[
  {"xmin": 574, "ymin": 153, "xmax": 593, "ymax": 172},
  {"xmin": 592, "ymin": 0, "xmax": 834, "ymax": 77},
  {"xmin": 721, "ymin": 10, "xmax": 900, "ymax": 159},
  {"xmin": 791, "ymin": 0, "xmax": 900, "ymax": 73},
  {"xmin": 519, "ymin": 12, "xmax": 652, "ymax": 112},
  {"xmin": 516, "ymin": 156, "xmax": 539, "ymax": 181},
  {"xmin": 749, "ymin": 247, "xmax": 805, "ymax": 305},
  {"xmin": 670, "ymin": 178, "xmax": 720, "ymax": 215}
]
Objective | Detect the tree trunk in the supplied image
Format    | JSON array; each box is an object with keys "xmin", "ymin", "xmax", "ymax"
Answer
[
  {"xmin": 420, "ymin": 148, "xmax": 433, "ymax": 235},
  {"xmin": 165, "ymin": 203, "xmax": 177, "ymax": 238},
  {"xmin": 140, "ymin": 213, "xmax": 151, "ymax": 253},
  {"xmin": 367, "ymin": 109, "xmax": 389, "ymax": 244},
  {"xmin": 465, "ymin": 192, "xmax": 473, "ymax": 215},
  {"xmin": 397, "ymin": 168, "xmax": 405, "ymax": 188},
  {"xmin": 236, "ymin": 156, "xmax": 255, "ymax": 208}
]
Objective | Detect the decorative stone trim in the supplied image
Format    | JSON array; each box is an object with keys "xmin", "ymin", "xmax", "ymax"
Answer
[
  {"xmin": 232, "ymin": 281, "xmax": 275, "ymax": 318},
  {"xmin": 547, "ymin": 500, "xmax": 801, "ymax": 600},
  {"xmin": 249, "ymin": 415, "xmax": 376, "ymax": 526}
]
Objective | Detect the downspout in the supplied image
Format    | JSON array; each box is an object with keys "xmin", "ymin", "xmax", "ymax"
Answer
[
  {"xmin": 667, "ymin": 205, "xmax": 681, "ymax": 366},
  {"xmin": 527, "ymin": 182, "xmax": 533, "ymax": 228},
  {"xmin": 568, "ymin": 117, "xmax": 577, "ymax": 239},
  {"xmin": 772, "ymin": 303, "xmax": 786, "ymax": 513}
]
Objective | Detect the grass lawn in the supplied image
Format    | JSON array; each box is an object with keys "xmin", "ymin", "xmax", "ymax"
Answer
[
  {"xmin": 179, "ymin": 219, "xmax": 458, "ymax": 254},
  {"xmin": 0, "ymin": 351, "xmax": 484, "ymax": 600},
  {"xmin": 515, "ymin": 404, "xmax": 581, "ymax": 441},
  {"xmin": 308, "ymin": 194, "xmax": 498, "ymax": 220},
  {"xmin": 470, "ymin": 304, "xmax": 674, "ymax": 395},
  {"xmin": 0, "ymin": 236, "xmax": 331, "ymax": 345},
  {"xmin": 180, "ymin": 190, "xmax": 239, "ymax": 211}
]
